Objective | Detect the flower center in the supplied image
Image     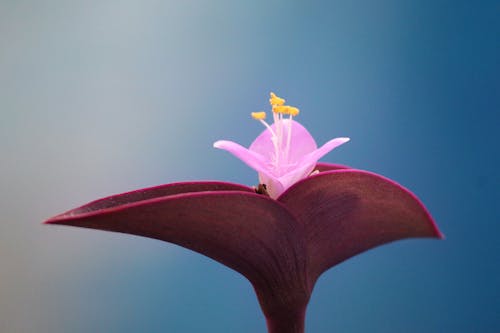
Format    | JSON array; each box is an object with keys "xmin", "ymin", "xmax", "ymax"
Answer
[{"xmin": 251, "ymin": 92, "xmax": 300, "ymax": 175}]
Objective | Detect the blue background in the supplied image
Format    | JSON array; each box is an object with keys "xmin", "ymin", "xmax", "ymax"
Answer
[{"xmin": 1, "ymin": 1, "xmax": 498, "ymax": 332}]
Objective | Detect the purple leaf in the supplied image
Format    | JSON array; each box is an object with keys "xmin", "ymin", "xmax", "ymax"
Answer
[
  {"xmin": 45, "ymin": 184, "xmax": 311, "ymax": 325},
  {"xmin": 314, "ymin": 162, "xmax": 352, "ymax": 172},
  {"xmin": 51, "ymin": 181, "xmax": 253, "ymax": 217},
  {"xmin": 278, "ymin": 169, "xmax": 443, "ymax": 281},
  {"xmin": 45, "ymin": 92, "xmax": 443, "ymax": 333}
]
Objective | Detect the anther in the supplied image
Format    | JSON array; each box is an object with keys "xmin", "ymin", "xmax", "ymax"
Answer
[
  {"xmin": 288, "ymin": 106, "xmax": 300, "ymax": 116},
  {"xmin": 251, "ymin": 111, "xmax": 267, "ymax": 120},
  {"xmin": 269, "ymin": 92, "xmax": 285, "ymax": 106},
  {"xmin": 272, "ymin": 105, "xmax": 290, "ymax": 114}
]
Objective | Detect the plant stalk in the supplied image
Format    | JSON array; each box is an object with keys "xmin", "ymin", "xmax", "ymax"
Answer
[{"xmin": 265, "ymin": 307, "xmax": 306, "ymax": 333}]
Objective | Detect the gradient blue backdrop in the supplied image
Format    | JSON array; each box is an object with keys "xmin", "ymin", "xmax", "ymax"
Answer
[{"xmin": 1, "ymin": 1, "xmax": 498, "ymax": 332}]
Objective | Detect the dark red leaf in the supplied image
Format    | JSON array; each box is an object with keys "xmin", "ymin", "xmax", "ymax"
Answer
[
  {"xmin": 45, "ymin": 172, "xmax": 442, "ymax": 333},
  {"xmin": 315, "ymin": 162, "xmax": 351, "ymax": 172},
  {"xmin": 278, "ymin": 169, "xmax": 443, "ymax": 281},
  {"xmin": 45, "ymin": 187, "xmax": 311, "ymax": 320},
  {"xmin": 48, "ymin": 181, "xmax": 253, "ymax": 218}
]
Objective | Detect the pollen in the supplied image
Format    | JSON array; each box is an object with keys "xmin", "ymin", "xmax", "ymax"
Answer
[
  {"xmin": 251, "ymin": 111, "xmax": 267, "ymax": 120},
  {"xmin": 272, "ymin": 105, "xmax": 290, "ymax": 114},
  {"xmin": 272, "ymin": 105, "xmax": 300, "ymax": 116},
  {"xmin": 269, "ymin": 92, "xmax": 285, "ymax": 106},
  {"xmin": 288, "ymin": 106, "xmax": 300, "ymax": 116}
]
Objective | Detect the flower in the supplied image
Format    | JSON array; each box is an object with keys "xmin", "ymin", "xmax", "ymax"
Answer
[
  {"xmin": 214, "ymin": 92, "xmax": 349, "ymax": 198},
  {"xmin": 45, "ymin": 94, "xmax": 443, "ymax": 333}
]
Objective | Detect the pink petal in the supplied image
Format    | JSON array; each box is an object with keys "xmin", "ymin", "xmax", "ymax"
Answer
[
  {"xmin": 257, "ymin": 173, "xmax": 285, "ymax": 199},
  {"xmin": 270, "ymin": 141, "xmax": 350, "ymax": 197},
  {"xmin": 213, "ymin": 140, "xmax": 276, "ymax": 179},
  {"xmin": 276, "ymin": 163, "xmax": 316, "ymax": 195},
  {"xmin": 298, "ymin": 137, "xmax": 350, "ymax": 168},
  {"xmin": 249, "ymin": 120, "xmax": 318, "ymax": 163},
  {"xmin": 278, "ymin": 169, "xmax": 443, "ymax": 282}
]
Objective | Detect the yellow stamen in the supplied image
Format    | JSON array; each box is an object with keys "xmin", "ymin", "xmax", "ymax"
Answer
[
  {"xmin": 254, "ymin": 93, "xmax": 300, "ymax": 172},
  {"xmin": 269, "ymin": 92, "xmax": 285, "ymax": 106},
  {"xmin": 272, "ymin": 105, "xmax": 299, "ymax": 116},
  {"xmin": 272, "ymin": 105, "xmax": 290, "ymax": 114},
  {"xmin": 251, "ymin": 111, "xmax": 267, "ymax": 120},
  {"xmin": 288, "ymin": 106, "xmax": 300, "ymax": 116}
]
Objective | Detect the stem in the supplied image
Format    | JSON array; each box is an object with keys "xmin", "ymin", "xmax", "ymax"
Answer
[{"xmin": 265, "ymin": 307, "xmax": 306, "ymax": 333}]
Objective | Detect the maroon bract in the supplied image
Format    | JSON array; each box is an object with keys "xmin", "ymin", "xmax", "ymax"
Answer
[{"xmin": 45, "ymin": 162, "xmax": 442, "ymax": 333}]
